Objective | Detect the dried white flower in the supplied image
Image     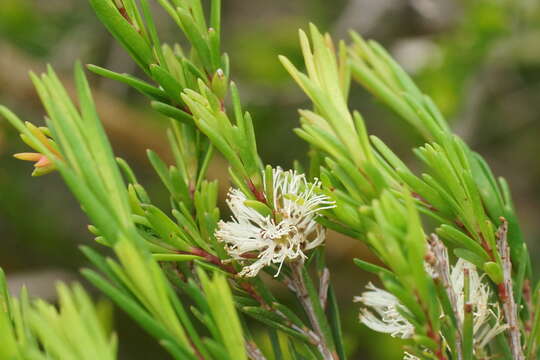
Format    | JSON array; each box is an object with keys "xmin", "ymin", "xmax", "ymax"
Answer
[
  {"xmin": 423, "ymin": 260, "xmax": 437, "ymax": 278},
  {"xmin": 403, "ymin": 352, "xmax": 421, "ymax": 360},
  {"xmin": 450, "ymin": 259, "xmax": 508, "ymax": 349},
  {"xmin": 354, "ymin": 283, "xmax": 415, "ymax": 339},
  {"xmin": 215, "ymin": 167, "xmax": 335, "ymax": 277},
  {"xmin": 355, "ymin": 258, "xmax": 508, "ymax": 353}
]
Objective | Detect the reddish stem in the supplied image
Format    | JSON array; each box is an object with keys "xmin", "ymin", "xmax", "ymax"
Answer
[
  {"xmin": 247, "ymin": 179, "xmax": 267, "ymax": 203},
  {"xmin": 178, "ymin": 247, "xmax": 269, "ymax": 308}
]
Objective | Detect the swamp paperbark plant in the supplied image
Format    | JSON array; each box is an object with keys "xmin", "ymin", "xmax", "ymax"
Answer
[
  {"xmin": 0, "ymin": 0, "xmax": 538, "ymax": 359},
  {"xmin": 280, "ymin": 25, "xmax": 534, "ymax": 359}
]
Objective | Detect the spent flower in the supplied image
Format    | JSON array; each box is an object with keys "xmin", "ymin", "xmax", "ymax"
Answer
[
  {"xmin": 357, "ymin": 259, "xmax": 508, "ymax": 352},
  {"xmin": 354, "ymin": 282, "xmax": 415, "ymax": 339},
  {"xmin": 450, "ymin": 259, "xmax": 508, "ymax": 349},
  {"xmin": 403, "ymin": 352, "xmax": 421, "ymax": 360},
  {"xmin": 215, "ymin": 167, "xmax": 335, "ymax": 277}
]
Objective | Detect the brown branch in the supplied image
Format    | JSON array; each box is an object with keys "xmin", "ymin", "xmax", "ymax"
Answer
[
  {"xmin": 245, "ymin": 341, "xmax": 267, "ymax": 360},
  {"xmin": 428, "ymin": 234, "xmax": 463, "ymax": 360},
  {"xmin": 319, "ymin": 267, "xmax": 330, "ymax": 311},
  {"xmin": 289, "ymin": 260, "xmax": 337, "ymax": 360},
  {"xmin": 497, "ymin": 217, "xmax": 525, "ymax": 360}
]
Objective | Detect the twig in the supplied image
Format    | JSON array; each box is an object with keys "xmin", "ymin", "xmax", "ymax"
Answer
[
  {"xmin": 497, "ymin": 217, "xmax": 525, "ymax": 360},
  {"xmin": 245, "ymin": 341, "xmax": 267, "ymax": 360},
  {"xmin": 428, "ymin": 234, "xmax": 463, "ymax": 360},
  {"xmin": 178, "ymin": 247, "xmax": 269, "ymax": 307},
  {"xmin": 418, "ymin": 293, "xmax": 447, "ymax": 360},
  {"xmin": 178, "ymin": 248, "xmax": 322, "ymax": 344},
  {"xmin": 319, "ymin": 268, "xmax": 330, "ymax": 311},
  {"xmin": 271, "ymin": 305, "xmax": 321, "ymax": 344},
  {"xmin": 289, "ymin": 260, "xmax": 336, "ymax": 360},
  {"xmin": 524, "ymin": 279, "xmax": 533, "ymax": 334}
]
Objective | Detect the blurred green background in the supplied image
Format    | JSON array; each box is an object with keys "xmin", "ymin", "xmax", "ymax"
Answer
[{"xmin": 1, "ymin": 0, "xmax": 540, "ymax": 358}]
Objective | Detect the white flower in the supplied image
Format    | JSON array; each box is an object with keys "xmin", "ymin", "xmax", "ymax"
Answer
[
  {"xmin": 450, "ymin": 259, "xmax": 508, "ymax": 349},
  {"xmin": 354, "ymin": 283, "xmax": 415, "ymax": 339},
  {"xmin": 215, "ymin": 167, "xmax": 335, "ymax": 277}
]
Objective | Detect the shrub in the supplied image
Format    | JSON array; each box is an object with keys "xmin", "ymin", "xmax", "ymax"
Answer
[{"xmin": 1, "ymin": 1, "xmax": 536, "ymax": 359}]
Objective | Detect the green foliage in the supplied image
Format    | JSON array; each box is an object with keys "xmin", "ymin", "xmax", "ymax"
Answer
[
  {"xmin": 0, "ymin": 269, "xmax": 117, "ymax": 360},
  {"xmin": 1, "ymin": 0, "xmax": 539, "ymax": 359},
  {"xmin": 280, "ymin": 21, "xmax": 537, "ymax": 359}
]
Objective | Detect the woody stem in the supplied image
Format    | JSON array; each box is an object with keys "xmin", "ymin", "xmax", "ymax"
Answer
[{"xmin": 289, "ymin": 260, "xmax": 337, "ymax": 360}]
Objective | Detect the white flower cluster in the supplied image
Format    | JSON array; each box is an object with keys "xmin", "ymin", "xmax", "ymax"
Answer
[
  {"xmin": 216, "ymin": 167, "xmax": 335, "ymax": 277},
  {"xmin": 356, "ymin": 259, "xmax": 508, "ymax": 351}
]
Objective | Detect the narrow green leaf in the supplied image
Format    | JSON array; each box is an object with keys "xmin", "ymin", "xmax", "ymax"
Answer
[
  {"xmin": 150, "ymin": 65, "xmax": 184, "ymax": 104},
  {"xmin": 81, "ymin": 269, "xmax": 181, "ymax": 349},
  {"xmin": 353, "ymin": 258, "xmax": 393, "ymax": 278},
  {"xmin": 87, "ymin": 64, "xmax": 167, "ymax": 101},
  {"xmin": 88, "ymin": 0, "xmax": 154, "ymax": 72},
  {"xmin": 151, "ymin": 101, "xmax": 192, "ymax": 124},
  {"xmin": 152, "ymin": 254, "xmax": 203, "ymax": 262},
  {"xmin": 436, "ymin": 225, "xmax": 490, "ymax": 261},
  {"xmin": 483, "ymin": 261, "xmax": 503, "ymax": 285},
  {"xmin": 453, "ymin": 248, "xmax": 486, "ymax": 270},
  {"xmin": 327, "ymin": 285, "xmax": 345, "ymax": 360},
  {"xmin": 241, "ymin": 307, "xmax": 312, "ymax": 345},
  {"xmin": 160, "ymin": 340, "xmax": 198, "ymax": 360},
  {"xmin": 198, "ymin": 269, "xmax": 247, "ymax": 360},
  {"xmin": 243, "ymin": 200, "xmax": 272, "ymax": 217}
]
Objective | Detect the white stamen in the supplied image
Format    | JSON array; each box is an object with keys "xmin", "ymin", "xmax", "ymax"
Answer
[
  {"xmin": 450, "ymin": 259, "xmax": 509, "ymax": 348},
  {"xmin": 215, "ymin": 167, "xmax": 335, "ymax": 277},
  {"xmin": 354, "ymin": 283, "xmax": 414, "ymax": 339}
]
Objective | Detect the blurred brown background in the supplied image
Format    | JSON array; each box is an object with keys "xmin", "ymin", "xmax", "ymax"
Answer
[{"xmin": 1, "ymin": 0, "xmax": 540, "ymax": 358}]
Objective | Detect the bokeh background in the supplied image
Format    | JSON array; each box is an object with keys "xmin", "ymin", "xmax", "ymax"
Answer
[{"xmin": 1, "ymin": 0, "xmax": 540, "ymax": 358}]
